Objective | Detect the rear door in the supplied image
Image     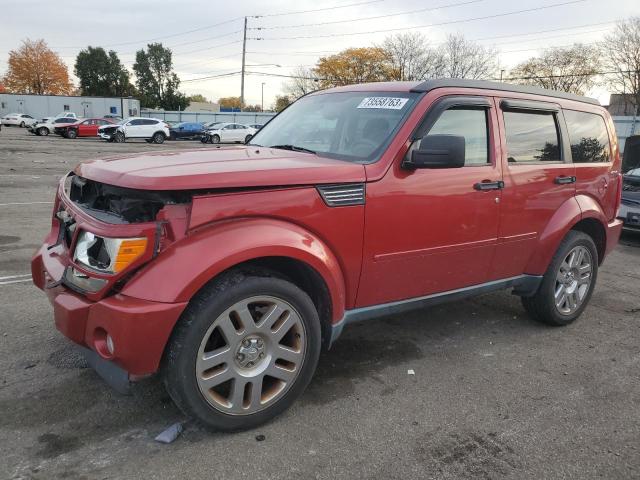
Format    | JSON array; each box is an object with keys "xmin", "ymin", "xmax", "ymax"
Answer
[
  {"xmin": 358, "ymin": 95, "xmax": 503, "ymax": 306},
  {"xmin": 491, "ymin": 98, "xmax": 576, "ymax": 279},
  {"xmin": 563, "ymin": 109, "xmax": 618, "ymax": 221}
]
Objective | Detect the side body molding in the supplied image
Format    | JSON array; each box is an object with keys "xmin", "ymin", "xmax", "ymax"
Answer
[{"xmin": 121, "ymin": 217, "xmax": 348, "ymax": 323}]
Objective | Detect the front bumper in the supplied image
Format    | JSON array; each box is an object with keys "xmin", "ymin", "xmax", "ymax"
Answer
[
  {"xmin": 32, "ymin": 244, "xmax": 187, "ymax": 376},
  {"xmin": 618, "ymin": 201, "xmax": 640, "ymax": 230}
]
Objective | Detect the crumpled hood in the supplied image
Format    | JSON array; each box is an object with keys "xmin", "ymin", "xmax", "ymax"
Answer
[{"xmin": 75, "ymin": 146, "xmax": 366, "ymax": 190}]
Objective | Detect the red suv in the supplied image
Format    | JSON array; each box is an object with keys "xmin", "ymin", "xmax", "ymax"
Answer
[{"xmin": 32, "ymin": 80, "xmax": 623, "ymax": 431}]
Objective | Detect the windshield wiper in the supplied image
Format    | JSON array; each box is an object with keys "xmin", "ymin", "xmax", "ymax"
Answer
[{"xmin": 269, "ymin": 144, "xmax": 316, "ymax": 154}]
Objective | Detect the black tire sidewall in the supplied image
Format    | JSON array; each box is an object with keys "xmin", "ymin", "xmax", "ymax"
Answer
[
  {"xmin": 67, "ymin": 129, "xmax": 77, "ymax": 139},
  {"xmin": 153, "ymin": 132, "xmax": 165, "ymax": 144},
  {"xmin": 164, "ymin": 274, "xmax": 321, "ymax": 431}
]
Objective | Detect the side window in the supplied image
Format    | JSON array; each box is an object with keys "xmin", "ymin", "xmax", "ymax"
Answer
[
  {"xmin": 129, "ymin": 119, "xmax": 144, "ymax": 126},
  {"xmin": 503, "ymin": 111, "xmax": 560, "ymax": 163},
  {"xmin": 144, "ymin": 119, "xmax": 158, "ymax": 125},
  {"xmin": 63, "ymin": 105, "xmax": 70, "ymax": 111},
  {"xmin": 426, "ymin": 108, "xmax": 489, "ymax": 165},
  {"xmin": 563, "ymin": 110, "xmax": 610, "ymax": 163}
]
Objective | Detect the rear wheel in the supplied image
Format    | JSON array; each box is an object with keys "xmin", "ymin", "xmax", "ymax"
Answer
[
  {"xmin": 20, "ymin": 121, "xmax": 25, "ymax": 128},
  {"xmin": 211, "ymin": 134, "xmax": 220, "ymax": 144},
  {"xmin": 245, "ymin": 134, "xmax": 253, "ymax": 144},
  {"xmin": 113, "ymin": 131, "xmax": 125, "ymax": 143},
  {"xmin": 67, "ymin": 129, "xmax": 77, "ymax": 139},
  {"xmin": 521, "ymin": 230, "xmax": 598, "ymax": 326},
  {"xmin": 152, "ymin": 132, "xmax": 165, "ymax": 144},
  {"xmin": 163, "ymin": 271, "xmax": 321, "ymax": 431},
  {"xmin": 38, "ymin": 127, "xmax": 49, "ymax": 136}
]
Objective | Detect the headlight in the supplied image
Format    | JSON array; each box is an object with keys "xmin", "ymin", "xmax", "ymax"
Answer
[{"xmin": 74, "ymin": 231, "xmax": 148, "ymax": 274}]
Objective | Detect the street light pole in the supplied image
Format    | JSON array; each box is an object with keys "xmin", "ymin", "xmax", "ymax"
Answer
[
  {"xmin": 240, "ymin": 16, "xmax": 248, "ymax": 112},
  {"xmin": 261, "ymin": 82, "xmax": 266, "ymax": 112}
]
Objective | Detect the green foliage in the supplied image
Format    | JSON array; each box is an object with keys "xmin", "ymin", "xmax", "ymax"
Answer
[
  {"xmin": 188, "ymin": 93, "xmax": 209, "ymax": 103},
  {"xmin": 74, "ymin": 47, "xmax": 134, "ymax": 96},
  {"xmin": 274, "ymin": 95, "xmax": 291, "ymax": 112},
  {"xmin": 133, "ymin": 43, "xmax": 188, "ymax": 110}
]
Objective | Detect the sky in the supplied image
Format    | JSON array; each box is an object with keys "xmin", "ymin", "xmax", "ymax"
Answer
[{"xmin": 1, "ymin": 0, "xmax": 639, "ymax": 108}]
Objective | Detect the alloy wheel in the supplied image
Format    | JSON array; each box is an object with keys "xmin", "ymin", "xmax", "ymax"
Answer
[
  {"xmin": 195, "ymin": 295, "xmax": 306, "ymax": 415},
  {"xmin": 554, "ymin": 245, "xmax": 593, "ymax": 315}
]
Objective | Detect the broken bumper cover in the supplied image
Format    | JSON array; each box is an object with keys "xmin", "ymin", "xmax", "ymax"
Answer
[{"xmin": 32, "ymin": 244, "xmax": 188, "ymax": 380}]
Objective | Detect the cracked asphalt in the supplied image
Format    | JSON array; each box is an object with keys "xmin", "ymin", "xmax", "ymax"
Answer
[{"xmin": 1, "ymin": 127, "xmax": 639, "ymax": 479}]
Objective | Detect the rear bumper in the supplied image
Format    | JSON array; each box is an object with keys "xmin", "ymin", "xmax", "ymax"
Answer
[
  {"xmin": 605, "ymin": 218, "xmax": 624, "ymax": 257},
  {"xmin": 32, "ymin": 244, "xmax": 188, "ymax": 377},
  {"xmin": 618, "ymin": 202, "xmax": 640, "ymax": 230}
]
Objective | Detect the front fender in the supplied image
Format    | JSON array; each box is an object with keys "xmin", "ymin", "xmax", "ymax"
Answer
[{"xmin": 121, "ymin": 217, "xmax": 347, "ymax": 323}]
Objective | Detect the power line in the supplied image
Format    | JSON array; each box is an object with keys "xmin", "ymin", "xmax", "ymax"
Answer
[
  {"xmin": 253, "ymin": 0, "xmax": 588, "ymax": 41},
  {"xmin": 251, "ymin": 0, "xmax": 483, "ymax": 30},
  {"xmin": 252, "ymin": 0, "xmax": 384, "ymax": 18},
  {"xmin": 181, "ymin": 71, "xmax": 242, "ymax": 83}
]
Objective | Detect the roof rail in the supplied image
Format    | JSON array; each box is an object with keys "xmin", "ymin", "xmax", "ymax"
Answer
[{"xmin": 410, "ymin": 79, "xmax": 600, "ymax": 106}]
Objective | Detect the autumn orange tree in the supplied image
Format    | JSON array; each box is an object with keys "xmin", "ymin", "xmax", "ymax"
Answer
[
  {"xmin": 313, "ymin": 47, "xmax": 393, "ymax": 88},
  {"xmin": 3, "ymin": 39, "xmax": 72, "ymax": 95}
]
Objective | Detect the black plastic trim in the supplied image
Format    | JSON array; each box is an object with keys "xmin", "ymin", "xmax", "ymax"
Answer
[
  {"xmin": 78, "ymin": 346, "xmax": 131, "ymax": 395},
  {"xmin": 329, "ymin": 275, "xmax": 543, "ymax": 346},
  {"xmin": 409, "ymin": 79, "xmax": 599, "ymax": 105},
  {"xmin": 500, "ymin": 99, "xmax": 560, "ymax": 112}
]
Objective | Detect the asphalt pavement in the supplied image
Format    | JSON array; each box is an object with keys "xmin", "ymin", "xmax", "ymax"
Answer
[{"xmin": 1, "ymin": 126, "xmax": 639, "ymax": 479}]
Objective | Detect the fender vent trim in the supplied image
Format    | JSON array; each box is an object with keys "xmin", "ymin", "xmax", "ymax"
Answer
[{"xmin": 317, "ymin": 183, "xmax": 366, "ymax": 207}]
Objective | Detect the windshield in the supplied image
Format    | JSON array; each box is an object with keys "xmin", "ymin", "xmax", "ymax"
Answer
[
  {"xmin": 249, "ymin": 91, "xmax": 419, "ymax": 163},
  {"xmin": 626, "ymin": 168, "xmax": 640, "ymax": 177}
]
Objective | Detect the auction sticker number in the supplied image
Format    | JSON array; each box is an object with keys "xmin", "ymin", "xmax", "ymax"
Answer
[{"xmin": 357, "ymin": 97, "xmax": 408, "ymax": 109}]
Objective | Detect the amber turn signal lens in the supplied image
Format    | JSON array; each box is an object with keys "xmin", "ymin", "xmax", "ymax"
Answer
[{"xmin": 113, "ymin": 238, "xmax": 148, "ymax": 273}]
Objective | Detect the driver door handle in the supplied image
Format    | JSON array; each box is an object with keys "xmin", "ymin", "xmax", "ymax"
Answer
[
  {"xmin": 474, "ymin": 180, "xmax": 504, "ymax": 191},
  {"xmin": 554, "ymin": 175, "xmax": 576, "ymax": 185}
]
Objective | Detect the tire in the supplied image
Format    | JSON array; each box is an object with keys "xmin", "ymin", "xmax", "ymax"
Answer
[
  {"xmin": 200, "ymin": 135, "xmax": 208, "ymax": 144},
  {"xmin": 211, "ymin": 134, "xmax": 220, "ymax": 144},
  {"xmin": 38, "ymin": 127, "xmax": 49, "ymax": 136},
  {"xmin": 20, "ymin": 121, "xmax": 25, "ymax": 128},
  {"xmin": 113, "ymin": 131, "xmax": 125, "ymax": 143},
  {"xmin": 169, "ymin": 132, "xmax": 177, "ymax": 141},
  {"xmin": 67, "ymin": 129, "xmax": 77, "ymax": 139},
  {"xmin": 245, "ymin": 134, "xmax": 253, "ymax": 144},
  {"xmin": 152, "ymin": 132, "xmax": 165, "ymax": 144},
  {"xmin": 163, "ymin": 270, "xmax": 321, "ymax": 432},
  {"xmin": 521, "ymin": 230, "xmax": 598, "ymax": 326}
]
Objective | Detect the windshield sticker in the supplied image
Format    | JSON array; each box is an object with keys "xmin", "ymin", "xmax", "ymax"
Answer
[{"xmin": 357, "ymin": 97, "xmax": 408, "ymax": 109}]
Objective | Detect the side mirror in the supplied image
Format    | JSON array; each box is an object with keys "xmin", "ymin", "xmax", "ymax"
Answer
[{"xmin": 402, "ymin": 134, "xmax": 465, "ymax": 169}]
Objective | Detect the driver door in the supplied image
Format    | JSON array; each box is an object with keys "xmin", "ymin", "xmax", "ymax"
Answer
[{"xmin": 357, "ymin": 95, "xmax": 503, "ymax": 306}]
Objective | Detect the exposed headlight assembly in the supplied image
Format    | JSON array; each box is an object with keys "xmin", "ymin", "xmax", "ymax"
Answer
[{"xmin": 74, "ymin": 231, "xmax": 148, "ymax": 274}]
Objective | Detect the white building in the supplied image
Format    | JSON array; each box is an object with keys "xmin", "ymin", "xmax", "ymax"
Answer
[{"xmin": 0, "ymin": 93, "xmax": 140, "ymax": 120}]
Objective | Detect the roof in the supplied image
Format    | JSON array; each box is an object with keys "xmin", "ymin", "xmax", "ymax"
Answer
[{"xmin": 319, "ymin": 79, "xmax": 600, "ymax": 106}]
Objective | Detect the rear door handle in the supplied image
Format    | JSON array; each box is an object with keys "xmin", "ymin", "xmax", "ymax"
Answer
[
  {"xmin": 474, "ymin": 180, "xmax": 504, "ymax": 191},
  {"xmin": 554, "ymin": 175, "xmax": 576, "ymax": 185}
]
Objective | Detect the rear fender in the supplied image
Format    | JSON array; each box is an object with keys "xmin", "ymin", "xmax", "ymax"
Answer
[
  {"xmin": 121, "ymin": 217, "xmax": 347, "ymax": 323},
  {"xmin": 524, "ymin": 194, "xmax": 608, "ymax": 274}
]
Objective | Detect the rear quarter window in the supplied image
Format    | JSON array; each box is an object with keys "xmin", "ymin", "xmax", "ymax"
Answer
[{"xmin": 563, "ymin": 110, "xmax": 611, "ymax": 163}]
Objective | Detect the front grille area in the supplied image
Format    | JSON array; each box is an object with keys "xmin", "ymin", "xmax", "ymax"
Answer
[{"xmin": 317, "ymin": 183, "xmax": 366, "ymax": 207}]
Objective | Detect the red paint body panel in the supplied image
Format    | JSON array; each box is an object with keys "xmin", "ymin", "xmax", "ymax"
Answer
[
  {"xmin": 59, "ymin": 118, "xmax": 114, "ymax": 137},
  {"xmin": 32, "ymin": 81, "xmax": 623, "ymax": 379}
]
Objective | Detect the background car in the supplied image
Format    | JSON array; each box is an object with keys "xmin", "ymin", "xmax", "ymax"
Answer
[
  {"xmin": 28, "ymin": 117, "xmax": 77, "ymax": 136},
  {"xmin": 103, "ymin": 114, "xmax": 122, "ymax": 121},
  {"xmin": 202, "ymin": 122, "xmax": 256, "ymax": 144},
  {"xmin": 2, "ymin": 113, "xmax": 37, "ymax": 128},
  {"xmin": 55, "ymin": 112, "xmax": 77, "ymax": 119},
  {"xmin": 247, "ymin": 123, "xmax": 264, "ymax": 130},
  {"xmin": 169, "ymin": 122, "xmax": 204, "ymax": 140},
  {"xmin": 55, "ymin": 118, "xmax": 115, "ymax": 139},
  {"xmin": 99, "ymin": 117, "xmax": 170, "ymax": 144}
]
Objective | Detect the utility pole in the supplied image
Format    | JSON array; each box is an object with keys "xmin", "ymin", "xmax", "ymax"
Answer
[
  {"xmin": 240, "ymin": 16, "xmax": 247, "ymax": 112},
  {"xmin": 261, "ymin": 82, "xmax": 266, "ymax": 112}
]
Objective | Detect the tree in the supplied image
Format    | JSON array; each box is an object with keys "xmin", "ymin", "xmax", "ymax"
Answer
[
  {"xmin": 314, "ymin": 47, "xmax": 393, "ymax": 88},
  {"xmin": 218, "ymin": 96, "xmax": 242, "ymax": 109},
  {"xmin": 274, "ymin": 95, "xmax": 291, "ymax": 112},
  {"xmin": 3, "ymin": 39, "xmax": 72, "ymax": 94},
  {"xmin": 188, "ymin": 93, "xmax": 209, "ymax": 103},
  {"xmin": 381, "ymin": 32, "xmax": 443, "ymax": 81},
  {"xmin": 601, "ymin": 17, "xmax": 640, "ymax": 115},
  {"xmin": 435, "ymin": 34, "xmax": 498, "ymax": 79},
  {"xmin": 509, "ymin": 44, "xmax": 601, "ymax": 95},
  {"xmin": 75, "ymin": 46, "xmax": 134, "ymax": 97},
  {"xmin": 243, "ymin": 104, "xmax": 263, "ymax": 112},
  {"xmin": 284, "ymin": 66, "xmax": 320, "ymax": 99},
  {"xmin": 133, "ymin": 43, "xmax": 188, "ymax": 110}
]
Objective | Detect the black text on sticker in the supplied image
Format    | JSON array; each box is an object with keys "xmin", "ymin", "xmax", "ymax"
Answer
[{"xmin": 357, "ymin": 97, "xmax": 408, "ymax": 109}]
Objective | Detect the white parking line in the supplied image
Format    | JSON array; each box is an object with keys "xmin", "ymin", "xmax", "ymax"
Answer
[
  {"xmin": 0, "ymin": 278, "xmax": 32, "ymax": 286},
  {"xmin": 0, "ymin": 201, "xmax": 53, "ymax": 206},
  {"xmin": 0, "ymin": 274, "xmax": 32, "ymax": 281}
]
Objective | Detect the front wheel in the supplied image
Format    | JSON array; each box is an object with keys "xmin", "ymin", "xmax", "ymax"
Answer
[
  {"xmin": 163, "ymin": 271, "xmax": 321, "ymax": 431},
  {"xmin": 200, "ymin": 135, "xmax": 209, "ymax": 144},
  {"xmin": 152, "ymin": 132, "xmax": 165, "ymax": 144},
  {"xmin": 211, "ymin": 134, "xmax": 220, "ymax": 144},
  {"xmin": 245, "ymin": 134, "xmax": 253, "ymax": 144},
  {"xmin": 20, "ymin": 121, "xmax": 25, "ymax": 128},
  {"xmin": 113, "ymin": 131, "xmax": 125, "ymax": 143},
  {"xmin": 521, "ymin": 230, "xmax": 598, "ymax": 326},
  {"xmin": 67, "ymin": 129, "xmax": 77, "ymax": 139},
  {"xmin": 38, "ymin": 127, "xmax": 49, "ymax": 136}
]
